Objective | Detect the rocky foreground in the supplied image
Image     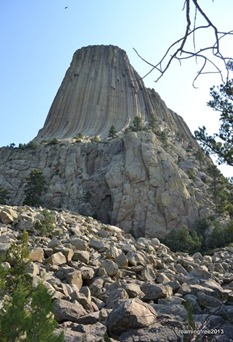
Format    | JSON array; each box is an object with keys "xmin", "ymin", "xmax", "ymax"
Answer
[{"xmin": 0, "ymin": 205, "xmax": 233, "ymax": 341}]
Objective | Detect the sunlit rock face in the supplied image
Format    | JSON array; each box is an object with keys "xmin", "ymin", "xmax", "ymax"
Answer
[
  {"xmin": 0, "ymin": 45, "xmax": 216, "ymax": 238},
  {"xmin": 35, "ymin": 45, "xmax": 197, "ymax": 144}
]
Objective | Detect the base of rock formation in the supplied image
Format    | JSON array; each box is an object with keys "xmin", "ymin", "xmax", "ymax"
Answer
[{"xmin": 0, "ymin": 130, "xmax": 215, "ymax": 238}]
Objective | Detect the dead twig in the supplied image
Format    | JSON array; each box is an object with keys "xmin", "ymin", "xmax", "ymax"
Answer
[{"xmin": 134, "ymin": 0, "xmax": 233, "ymax": 87}]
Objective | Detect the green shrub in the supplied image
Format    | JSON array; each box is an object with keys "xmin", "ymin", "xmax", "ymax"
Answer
[
  {"xmin": 34, "ymin": 210, "xmax": 56, "ymax": 237},
  {"xmin": 18, "ymin": 141, "xmax": 37, "ymax": 149},
  {"xmin": 206, "ymin": 164, "xmax": 233, "ymax": 216},
  {"xmin": 207, "ymin": 226, "xmax": 227, "ymax": 249},
  {"xmin": 195, "ymin": 149, "xmax": 205, "ymax": 162},
  {"xmin": 23, "ymin": 169, "xmax": 47, "ymax": 207},
  {"xmin": 0, "ymin": 230, "xmax": 30, "ymax": 295},
  {"xmin": 207, "ymin": 220, "xmax": 233, "ymax": 249},
  {"xmin": 91, "ymin": 135, "xmax": 100, "ymax": 143},
  {"xmin": 26, "ymin": 141, "xmax": 37, "ymax": 149},
  {"xmin": 163, "ymin": 226, "xmax": 202, "ymax": 253},
  {"xmin": 75, "ymin": 133, "xmax": 83, "ymax": 139},
  {"xmin": 108, "ymin": 125, "xmax": 117, "ymax": 138},
  {"xmin": 48, "ymin": 138, "xmax": 59, "ymax": 145},
  {"xmin": 128, "ymin": 116, "xmax": 144, "ymax": 132},
  {"xmin": 0, "ymin": 281, "xmax": 64, "ymax": 342},
  {"xmin": 0, "ymin": 231, "xmax": 64, "ymax": 342}
]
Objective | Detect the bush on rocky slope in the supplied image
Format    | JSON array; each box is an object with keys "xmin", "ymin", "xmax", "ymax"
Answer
[{"xmin": 0, "ymin": 230, "xmax": 64, "ymax": 342}]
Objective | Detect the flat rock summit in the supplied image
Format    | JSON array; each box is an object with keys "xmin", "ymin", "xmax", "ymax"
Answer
[{"xmin": 0, "ymin": 44, "xmax": 221, "ymax": 237}]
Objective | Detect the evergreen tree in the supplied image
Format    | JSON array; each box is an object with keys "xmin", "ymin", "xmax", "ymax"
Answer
[
  {"xmin": 195, "ymin": 79, "xmax": 233, "ymax": 166},
  {"xmin": 207, "ymin": 164, "xmax": 233, "ymax": 216},
  {"xmin": 132, "ymin": 116, "xmax": 143, "ymax": 131},
  {"xmin": 0, "ymin": 231, "xmax": 64, "ymax": 342},
  {"xmin": 23, "ymin": 169, "xmax": 47, "ymax": 207},
  {"xmin": 24, "ymin": 283, "xmax": 64, "ymax": 342},
  {"xmin": 162, "ymin": 226, "xmax": 202, "ymax": 253},
  {"xmin": 108, "ymin": 125, "xmax": 117, "ymax": 138}
]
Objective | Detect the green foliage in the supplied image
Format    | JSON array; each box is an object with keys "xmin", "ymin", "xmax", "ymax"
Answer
[
  {"xmin": 162, "ymin": 226, "xmax": 202, "ymax": 253},
  {"xmin": 34, "ymin": 210, "xmax": 56, "ymax": 237},
  {"xmin": 18, "ymin": 141, "xmax": 37, "ymax": 149},
  {"xmin": 108, "ymin": 125, "xmax": 118, "ymax": 138},
  {"xmin": 0, "ymin": 282, "xmax": 29, "ymax": 342},
  {"xmin": 128, "ymin": 116, "xmax": 144, "ymax": 132},
  {"xmin": 23, "ymin": 282, "xmax": 64, "ymax": 342},
  {"xmin": 0, "ymin": 186, "xmax": 8, "ymax": 205},
  {"xmin": 23, "ymin": 169, "xmax": 47, "ymax": 207},
  {"xmin": 182, "ymin": 300, "xmax": 206, "ymax": 342},
  {"xmin": 149, "ymin": 115, "xmax": 157, "ymax": 131},
  {"xmin": 0, "ymin": 282, "xmax": 64, "ymax": 342},
  {"xmin": 194, "ymin": 149, "xmax": 205, "ymax": 162},
  {"xmin": 183, "ymin": 300, "xmax": 196, "ymax": 330},
  {"xmin": 0, "ymin": 230, "xmax": 31, "ymax": 296},
  {"xmin": 194, "ymin": 79, "xmax": 233, "ymax": 166},
  {"xmin": 0, "ymin": 231, "xmax": 64, "ymax": 342},
  {"xmin": 207, "ymin": 226, "xmax": 227, "ymax": 249},
  {"xmin": 207, "ymin": 220, "xmax": 233, "ymax": 250},
  {"xmin": 18, "ymin": 143, "xmax": 27, "ymax": 149},
  {"xmin": 103, "ymin": 332, "xmax": 111, "ymax": 342},
  {"xmin": 47, "ymin": 138, "xmax": 59, "ymax": 145},
  {"xmin": 207, "ymin": 164, "xmax": 233, "ymax": 216},
  {"xmin": 73, "ymin": 133, "xmax": 83, "ymax": 142},
  {"xmin": 161, "ymin": 204, "xmax": 233, "ymax": 254},
  {"xmin": 91, "ymin": 135, "xmax": 100, "ymax": 143},
  {"xmin": 26, "ymin": 141, "xmax": 37, "ymax": 149}
]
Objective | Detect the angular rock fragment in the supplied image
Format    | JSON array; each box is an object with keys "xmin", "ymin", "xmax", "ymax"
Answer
[{"xmin": 106, "ymin": 298, "xmax": 157, "ymax": 338}]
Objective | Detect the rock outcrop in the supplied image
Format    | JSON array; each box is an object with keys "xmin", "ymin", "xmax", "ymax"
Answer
[
  {"xmin": 1, "ymin": 205, "xmax": 233, "ymax": 341},
  {"xmin": 0, "ymin": 45, "xmax": 218, "ymax": 237},
  {"xmin": 34, "ymin": 45, "xmax": 198, "ymax": 144},
  {"xmin": 0, "ymin": 130, "xmax": 214, "ymax": 238}
]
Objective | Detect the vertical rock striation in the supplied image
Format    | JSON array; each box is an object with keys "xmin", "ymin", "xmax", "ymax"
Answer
[
  {"xmin": 35, "ymin": 45, "xmax": 198, "ymax": 146},
  {"xmin": 0, "ymin": 45, "xmax": 216, "ymax": 237}
]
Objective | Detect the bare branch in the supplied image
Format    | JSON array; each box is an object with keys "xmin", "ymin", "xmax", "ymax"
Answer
[{"xmin": 134, "ymin": 0, "xmax": 233, "ymax": 86}]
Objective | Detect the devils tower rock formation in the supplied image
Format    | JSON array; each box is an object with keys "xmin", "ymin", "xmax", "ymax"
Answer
[
  {"xmin": 0, "ymin": 45, "xmax": 217, "ymax": 237},
  {"xmin": 35, "ymin": 45, "xmax": 197, "ymax": 144}
]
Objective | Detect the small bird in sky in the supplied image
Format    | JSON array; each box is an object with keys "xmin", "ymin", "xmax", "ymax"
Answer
[{"xmin": 65, "ymin": 6, "xmax": 68, "ymax": 9}]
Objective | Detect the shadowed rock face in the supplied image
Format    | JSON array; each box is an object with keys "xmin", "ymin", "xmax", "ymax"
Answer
[{"xmin": 35, "ymin": 45, "xmax": 197, "ymax": 145}]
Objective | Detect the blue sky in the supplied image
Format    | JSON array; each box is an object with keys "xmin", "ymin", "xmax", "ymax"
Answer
[{"xmin": 0, "ymin": 0, "xmax": 232, "ymax": 176}]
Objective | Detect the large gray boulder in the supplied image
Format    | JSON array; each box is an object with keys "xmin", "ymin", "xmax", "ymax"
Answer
[{"xmin": 106, "ymin": 298, "xmax": 157, "ymax": 338}]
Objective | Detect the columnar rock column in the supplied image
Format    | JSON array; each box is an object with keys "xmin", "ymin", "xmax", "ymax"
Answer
[
  {"xmin": 35, "ymin": 45, "xmax": 153, "ymax": 141},
  {"xmin": 35, "ymin": 44, "xmax": 199, "ymax": 148}
]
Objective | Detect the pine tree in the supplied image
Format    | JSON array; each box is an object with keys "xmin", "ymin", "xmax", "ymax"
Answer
[
  {"xmin": 23, "ymin": 169, "xmax": 47, "ymax": 207},
  {"xmin": 195, "ymin": 79, "xmax": 233, "ymax": 166},
  {"xmin": 132, "ymin": 116, "xmax": 143, "ymax": 131},
  {"xmin": 108, "ymin": 125, "xmax": 117, "ymax": 138},
  {"xmin": 0, "ymin": 231, "xmax": 64, "ymax": 342}
]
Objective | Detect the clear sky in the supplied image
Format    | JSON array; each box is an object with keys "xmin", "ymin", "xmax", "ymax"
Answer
[{"xmin": 0, "ymin": 0, "xmax": 232, "ymax": 176}]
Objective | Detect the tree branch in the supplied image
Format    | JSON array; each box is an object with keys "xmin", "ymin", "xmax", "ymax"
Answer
[{"xmin": 134, "ymin": 0, "xmax": 233, "ymax": 86}]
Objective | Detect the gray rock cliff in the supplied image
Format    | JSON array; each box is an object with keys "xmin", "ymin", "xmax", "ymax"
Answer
[
  {"xmin": 34, "ymin": 45, "xmax": 199, "ymax": 145},
  {"xmin": 0, "ymin": 45, "xmax": 216, "ymax": 238}
]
